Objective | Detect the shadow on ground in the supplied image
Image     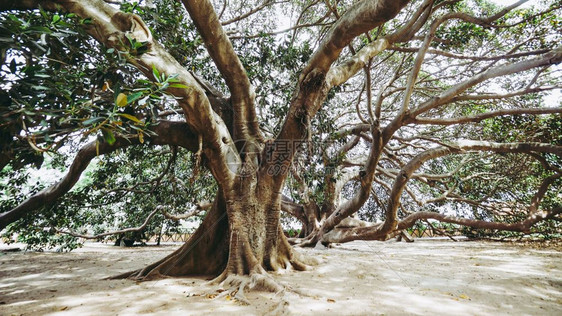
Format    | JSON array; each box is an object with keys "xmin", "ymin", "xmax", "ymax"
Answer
[{"xmin": 0, "ymin": 240, "xmax": 560, "ymax": 315}]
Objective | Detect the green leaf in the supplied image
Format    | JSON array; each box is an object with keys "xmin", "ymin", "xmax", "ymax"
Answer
[
  {"xmin": 101, "ymin": 128, "xmax": 116, "ymax": 145},
  {"xmin": 167, "ymin": 74, "xmax": 180, "ymax": 82},
  {"xmin": 32, "ymin": 85, "xmax": 50, "ymax": 91},
  {"xmin": 152, "ymin": 65, "xmax": 160, "ymax": 82},
  {"xmin": 169, "ymin": 83, "xmax": 189, "ymax": 89},
  {"xmin": 25, "ymin": 26, "xmax": 52, "ymax": 34},
  {"xmin": 52, "ymin": 15, "xmax": 61, "ymax": 24},
  {"xmin": 127, "ymin": 92, "xmax": 143, "ymax": 104},
  {"xmin": 33, "ymin": 73, "xmax": 51, "ymax": 78},
  {"xmin": 83, "ymin": 117, "xmax": 104, "ymax": 126}
]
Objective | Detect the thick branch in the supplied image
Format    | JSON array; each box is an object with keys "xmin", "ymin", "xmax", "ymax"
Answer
[
  {"xmin": 326, "ymin": 38, "xmax": 389, "ymax": 87},
  {"xmin": 397, "ymin": 207, "xmax": 562, "ymax": 233},
  {"xmin": 379, "ymin": 140, "xmax": 562, "ymax": 236},
  {"xmin": 413, "ymin": 107, "xmax": 562, "ymax": 126},
  {"xmin": 305, "ymin": 0, "xmax": 410, "ymax": 73},
  {"xmin": 181, "ymin": 0, "xmax": 262, "ymax": 142},
  {"xmin": 0, "ymin": 121, "xmax": 198, "ymax": 231},
  {"xmin": 45, "ymin": 0, "xmax": 239, "ymax": 186},
  {"xmin": 326, "ymin": 204, "xmax": 561, "ymax": 244},
  {"xmin": 409, "ymin": 47, "xmax": 562, "ymax": 118},
  {"xmin": 57, "ymin": 207, "xmax": 161, "ymax": 240},
  {"xmin": 267, "ymin": 0, "xmax": 410, "ymax": 190}
]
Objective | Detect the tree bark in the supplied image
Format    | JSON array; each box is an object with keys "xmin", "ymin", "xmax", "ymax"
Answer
[{"xmin": 115, "ymin": 182, "xmax": 309, "ymax": 281}]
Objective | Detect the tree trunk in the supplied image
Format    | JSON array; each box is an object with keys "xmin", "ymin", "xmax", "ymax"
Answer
[
  {"xmin": 114, "ymin": 179, "xmax": 309, "ymax": 282},
  {"xmin": 113, "ymin": 193, "xmax": 229, "ymax": 279}
]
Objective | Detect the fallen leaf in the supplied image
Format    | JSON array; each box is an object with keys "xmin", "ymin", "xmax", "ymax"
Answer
[{"xmin": 327, "ymin": 298, "xmax": 336, "ymax": 303}]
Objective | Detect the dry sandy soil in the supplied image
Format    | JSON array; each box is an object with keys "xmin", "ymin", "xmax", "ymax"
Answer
[{"xmin": 0, "ymin": 238, "xmax": 561, "ymax": 316}]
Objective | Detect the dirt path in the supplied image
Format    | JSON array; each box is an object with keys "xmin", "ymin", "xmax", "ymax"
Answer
[{"xmin": 1, "ymin": 239, "xmax": 560, "ymax": 315}]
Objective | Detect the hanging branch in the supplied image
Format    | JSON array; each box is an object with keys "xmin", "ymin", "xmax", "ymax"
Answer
[{"xmin": 56, "ymin": 203, "xmax": 210, "ymax": 240}]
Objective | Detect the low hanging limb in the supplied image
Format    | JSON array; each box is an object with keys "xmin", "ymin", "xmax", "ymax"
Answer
[
  {"xmin": 55, "ymin": 203, "xmax": 208, "ymax": 240},
  {"xmin": 56, "ymin": 207, "xmax": 161, "ymax": 240},
  {"xmin": 0, "ymin": 120, "xmax": 199, "ymax": 231},
  {"xmin": 159, "ymin": 202, "xmax": 211, "ymax": 221}
]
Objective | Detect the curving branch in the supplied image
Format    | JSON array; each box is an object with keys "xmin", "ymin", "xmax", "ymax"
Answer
[
  {"xmin": 304, "ymin": 0, "xmax": 410, "ymax": 73},
  {"xmin": 0, "ymin": 121, "xmax": 199, "ymax": 231},
  {"xmin": 267, "ymin": 0, "xmax": 410, "ymax": 191},
  {"xmin": 159, "ymin": 202, "xmax": 211, "ymax": 221},
  {"xmin": 380, "ymin": 1, "xmax": 562, "ymax": 140},
  {"xmin": 378, "ymin": 140, "xmax": 562, "ymax": 237},
  {"xmin": 409, "ymin": 52, "xmax": 562, "ymax": 119},
  {"xmin": 180, "ymin": 0, "xmax": 262, "ymax": 143},
  {"xmin": 33, "ymin": 0, "xmax": 240, "ymax": 186},
  {"xmin": 221, "ymin": 0, "xmax": 284, "ymax": 26},
  {"xmin": 389, "ymin": 46, "xmax": 551, "ymax": 61},
  {"xmin": 56, "ymin": 207, "xmax": 161, "ymax": 240},
  {"xmin": 55, "ymin": 202, "xmax": 210, "ymax": 240},
  {"xmin": 396, "ymin": 206, "xmax": 562, "ymax": 234},
  {"xmin": 321, "ymin": 144, "xmax": 561, "ymax": 244},
  {"xmin": 377, "ymin": 46, "xmax": 562, "ymax": 142},
  {"xmin": 297, "ymin": 125, "xmax": 383, "ymax": 246},
  {"xmin": 412, "ymin": 107, "xmax": 562, "ymax": 126}
]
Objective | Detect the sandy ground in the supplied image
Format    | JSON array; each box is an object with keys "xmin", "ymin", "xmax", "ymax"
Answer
[{"xmin": 0, "ymin": 238, "xmax": 561, "ymax": 316}]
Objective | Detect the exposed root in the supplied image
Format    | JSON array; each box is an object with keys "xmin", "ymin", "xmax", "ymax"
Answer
[
  {"xmin": 265, "ymin": 297, "xmax": 291, "ymax": 316},
  {"xmin": 105, "ymin": 270, "xmax": 138, "ymax": 280},
  {"xmin": 209, "ymin": 266, "xmax": 284, "ymax": 305},
  {"xmin": 207, "ymin": 261, "xmax": 315, "ymax": 307},
  {"xmin": 287, "ymin": 237, "xmax": 299, "ymax": 245},
  {"xmin": 291, "ymin": 247, "xmax": 320, "ymax": 267},
  {"xmin": 295, "ymin": 228, "xmax": 323, "ymax": 248}
]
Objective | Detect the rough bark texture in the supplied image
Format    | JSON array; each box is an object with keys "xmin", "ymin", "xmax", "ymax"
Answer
[
  {"xmin": 115, "ymin": 182, "xmax": 310, "ymax": 281},
  {"xmin": 114, "ymin": 194, "xmax": 230, "ymax": 279}
]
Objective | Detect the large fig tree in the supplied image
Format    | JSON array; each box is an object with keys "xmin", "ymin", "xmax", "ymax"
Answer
[{"xmin": 1, "ymin": 0, "xmax": 560, "ymax": 291}]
